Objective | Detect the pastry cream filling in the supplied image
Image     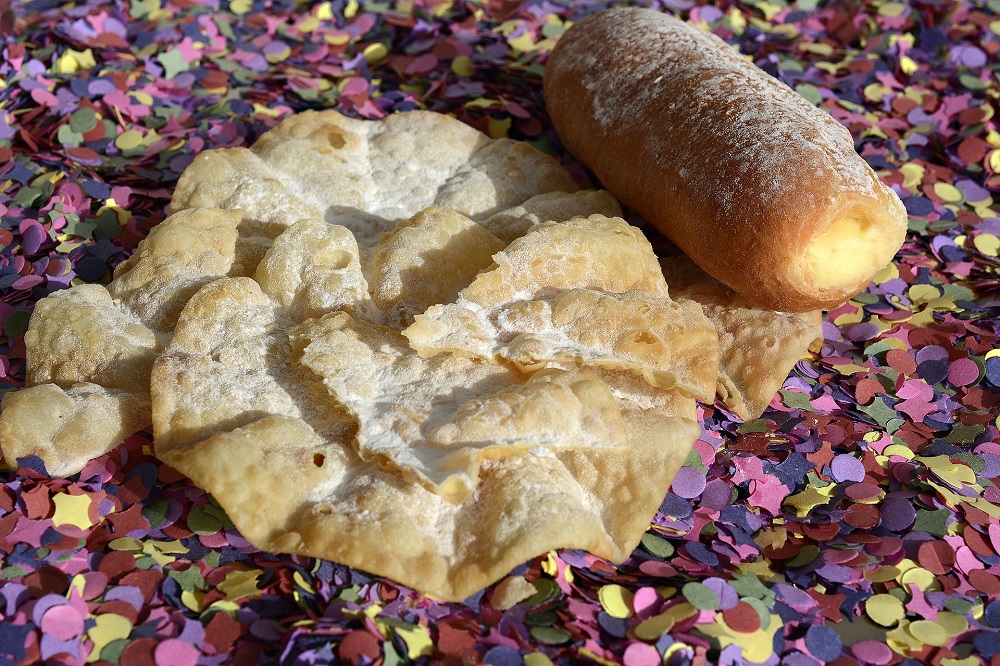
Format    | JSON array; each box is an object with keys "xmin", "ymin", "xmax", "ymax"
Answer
[{"xmin": 806, "ymin": 216, "xmax": 888, "ymax": 288}]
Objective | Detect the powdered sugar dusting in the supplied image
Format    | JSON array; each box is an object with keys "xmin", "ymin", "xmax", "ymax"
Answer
[{"xmin": 547, "ymin": 7, "xmax": 879, "ymax": 217}]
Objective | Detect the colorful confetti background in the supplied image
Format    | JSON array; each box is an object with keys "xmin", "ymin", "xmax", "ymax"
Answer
[{"xmin": 1, "ymin": 0, "xmax": 999, "ymax": 664}]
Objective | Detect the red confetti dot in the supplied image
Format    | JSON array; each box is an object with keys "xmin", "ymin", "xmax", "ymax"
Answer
[
  {"xmin": 336, "ymin": 630, "xmax": 381, "ymax": 664},
  {"xmin": 97, "ymin": 550, "xmax": 137, "ymax": 581},
  {"xmin": 969, "ymin": 570, "xmax": 1000, "ymax": 597},
  {"xmin": 722, "ymin": 601, "xmax": 762, "ymax": 633},
  {"xmin": 121, "ymin": 637, "xmax": 158, "ymax": 665},
  {"xmin": 885, "ymin": 349, "xmax": 917, "ymax": 376},
  {"xmin": 917, "ymin": 539, "xmax": 956, "ymax": 575}
]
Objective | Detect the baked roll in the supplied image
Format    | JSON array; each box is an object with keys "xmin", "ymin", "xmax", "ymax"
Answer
[{"xmin": 543, "ymin": 7, "xmax": 907, "ymax": 312}]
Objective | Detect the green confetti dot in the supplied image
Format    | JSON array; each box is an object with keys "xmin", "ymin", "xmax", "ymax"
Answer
[
  {"xmin": 142, "ymin": 499, "xmax": 170, "ymax": 528},
  {"xmin": 57, "ymin": 124, "xmax": 84, "ymax": 147},
  {"xmin": 3, "ymin": 310, "xmax": 31, "ymax": 341},
  {"xmin": 525, "ymin": 578, "xmax": 559, "ymax": 607},
  {"xmin": 641, "ymin": 533, "xmax": 675, "ymax": 558},
  {"xmin": 682, "ymin": 581, "xmax": 720, "ymax": 611},
  {"xmin": 69, "ymin": 108, "xmax": 98, "ymax": 133},
  {"xmin": 528, "ymin": 626, "xmax": 571, "ymax": 645},
  {"xmin": 187, "ymin": 504, "xmax": 223, "ymax": 535},
  {"xmin": 101, "ymin": 638, "xmax": 130, "ymax": 665}
]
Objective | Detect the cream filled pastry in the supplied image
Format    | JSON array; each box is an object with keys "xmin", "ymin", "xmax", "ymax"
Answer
[{"xmin": 544, "ymin": 7, "xmax": 907, "ymax": 312}]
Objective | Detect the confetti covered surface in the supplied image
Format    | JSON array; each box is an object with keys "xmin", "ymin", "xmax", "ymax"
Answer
[{"xmin": 1, "ymin": 0, "xmax": 999, "ymax": 664}]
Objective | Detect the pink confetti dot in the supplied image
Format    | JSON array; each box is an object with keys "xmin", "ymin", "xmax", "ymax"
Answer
[
  {"xmin": 947, "ymin": 357, "xmax": 980, "ymax": 386},
  {"xmin": 852, "ymin": 639, "xmax": 893, "ymax": 665},
  {"xmin": 622, "ymin": 641, "xmax": 661, "ymax": 666},
  {"xmin": 41, "ymin": 604, "xmax": 84, "ymax": 641},
  {"xmin": 154, "ymin": 638, "xmax": 199, "ymax": 666}
]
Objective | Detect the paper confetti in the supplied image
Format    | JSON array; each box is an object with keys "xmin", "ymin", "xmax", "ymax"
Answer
[{"xmin": 0, "ymin": 0, "xmax": 999, "ymax": 664}]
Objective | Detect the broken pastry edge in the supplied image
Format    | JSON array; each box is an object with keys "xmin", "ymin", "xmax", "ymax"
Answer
[{"xmin": 159, "ymin": 402, "xmax": 698, "ymax": 603}]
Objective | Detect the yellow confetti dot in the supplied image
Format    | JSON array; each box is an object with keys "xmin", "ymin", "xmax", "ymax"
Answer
[
  {"xmin": 908, "ymin": 284, "xmax": 941, "ymax": 304},
  {"xmin": 900, "ymin": 55, "xmax": 918, "ymax": 76},
  {"xmin": 598, "ymin": 584, "xmax": 634, "ymax": 619},
  {"xmin": 865, "ymin": 566, "xmax": 901, "ymax": 583},
  {"xmin": 86, "ymin": 613, "xmax": 132, "ymax": 663},
  {"xmin": 524, "ymin": 653, "xmax": 554, "ymax": 666},
  {"xmin": 634, "ymin": 610, "xmax": 675, "ymax": 640},
  {"xmin": 541, "ymin": 551, "xmax": 559, "ymax": 576},
  {"xmin": 363, "ymin": 42, "xmax": 388, "ymax": 65},
  {"xmin": 974, "ymin": 233, "xmax": 1000, "ymax": 256},
  {"xmin": 872, "ymin": 263, "xmax": 898, "ymax": 284},
  {"xmin": 181, "ymin": 589, "xmax": 204, "ymax": 613},
  {"xmin": 933, "ymin": 182, "xmax": 964, "ymax": 203},
  {"xmin": 108, "ymin": 537, "xmax": 143, "ymax": 551},
  {"xmin": 507, "ymin": 32, "xmax": 536, "ymax": 53},
  {"xmin": 936, "ymin": 611, "xmax": 969, "ymax": 637},
  {"xmin": 899, "ymin": 163, "xmax": 925, "ymax": 190},
  {"xmin": 298, "ymin": 16, "xmax": 319, "ymax": 32},
  {"xmin": 395, "ymin": 625, "xmax": 433, "ymax": 659},
  {"xmin": 899, "ymin": 566, "xmax": 936, "ymax": 590},
  {"xmin": 316, "ymin": 1, "xmax": 333, "ymax": 19},
  {"xmin": 51, "ymin": 492, "xmax": 95, "ymax": 529},
  {"xmin": 452, "ymin": 55, "xmax": 475, "ymax": 77},
  {"xmin": 866, "ymin": 593, "xmax": 905, "ymax": 627},
  {"xmin": 878, "ymin": 1, "xmax": 906, "ymax": 15},
  {"xmin": 942, "ymin": 657, "xmax": 984, "ymax": 666},
  {"xmin": 882, "ymin": 444, "xmax": 915, "ymax": 460},
  {"xmin": 55, "ymin": 48, "xmax": 97, "ymax": 74},
  {"xmin": 230, "ymin": 0, "xmax": 252, "ymax": 14},
  {"xmin": 115, "ymin": 129, "xmax": 143, "ymax": 151},
  {"xmin": 908, "ymin": 620, "xmax": 948, "ymax": 646}
]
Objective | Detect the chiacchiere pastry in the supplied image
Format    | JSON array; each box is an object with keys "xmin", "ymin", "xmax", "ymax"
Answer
[
  {"xmin": 544, "ymin": 7, "xmax": 908, "ymax": 313},
  {"xmin": 0, "ymin": 109, "xmax": 822, "ymax": 601}
]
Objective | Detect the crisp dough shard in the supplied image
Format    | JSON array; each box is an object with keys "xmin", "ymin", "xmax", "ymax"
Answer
[
  {"xmin": 254, "ymin": 217, "xmax": 372, "ymax": 322},
  {"xmin": 461, "ymin": 214, "xmax": 670, "ymax": 302},
  {"xmin": 288, "ymin": 312, "xmax": 629, "ymax": 503},
  {"xmin": 481, "ymin": 189, "xmax": 623, "ymax": 244},
  {"xmin": 0, "ymin": 208, "xmax": 250, "ymax": 475},
  {"xmin": 367, "ymin": 207, "xmax": 505, "ymax": 329},
  {"xmin": 404, "ymin": 215, "xmax": 719, "ymax": 401},
  {"xmin": 0, "ymin": 284, "xmax": 160, "ymax": 473},
  {"xmin": 0, "ymin": 383, "xmax": 150, "ymax": 476},
  {"xmin": 108, "ymin": 208, "xmax": 247, "ymax": 332},
  {"xmin": 663, "ymin": 255, "xmax": 823, "ymax": 420},
  {"xmin": 171, "ymin": 110, "xmax": 579, "ymax": 246},
  {"xmin": 158, "ymin": 390, "xmax": 696, "ymax": 602}
]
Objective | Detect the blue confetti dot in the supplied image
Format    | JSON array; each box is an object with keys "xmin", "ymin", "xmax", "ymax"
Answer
[
  {"xmin": 483, "ymin": 645, "xmax": 523, "ymax": 666},
  {"xmin": 597, "ymin": 611, "xmax": 629, "ymax": 638},
  {"xmin": 984, "ymin": 357, "xmax": 1000, "ymax": 389},
  {"xmin": 974, "ymin": 630, "xmax": 1000, "ymax": 657},
  {"xmin": 804, "ymin": 624, "xmax": 842, "ymax": 662},
  {"xmin": 917, "ymin": 359, "xmax": 949, "ymax": 385},
  {"xmin": 985, "ymin": 601, "xmax": 1000, "ymax": 628},
  {"xmin": 904, "ymin": 196, "xmax": 934, "ymax": 215}
]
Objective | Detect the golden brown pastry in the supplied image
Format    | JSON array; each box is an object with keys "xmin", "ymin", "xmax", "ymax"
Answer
[{"xmin": 544, "ymin": 7, "xmax": 907, "ymax": 312}]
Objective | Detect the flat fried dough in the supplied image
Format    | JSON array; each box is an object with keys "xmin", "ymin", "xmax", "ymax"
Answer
[
  {"xmin": 171, "ymin": 110, "xmax": 580, "ymax": 246},
  {"xmin": 663, "ymin": 255, "xmax": 823, "ymax": 419},
  {"xmin": 404, "ymin": 215, "xmax": 719, "ymax": 401}
]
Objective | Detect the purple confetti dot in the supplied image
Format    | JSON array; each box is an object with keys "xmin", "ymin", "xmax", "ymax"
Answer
[
  {"xmin": 880, "ymin": 498, "xmax": 917, "ymax": 531},
  {"xmin": 671, "ymin": 466, "xmax": 707, "ymax": 499},
  {"xmin": 699, "ymin": 479, "xmax": 732, "ymax": 510},
  {"xmin": 846, "ymin": 322, "xmax": 880, "ymax": 342},
  {"xmin": 830, "ymin": 455, "xmax": 866, "ymax": 483},
  {"xmin": 20, "ymin": 222, "xmax": 45, "ymax": 255},
  {"xmin": 915, "ymin": 345, "xmax": 949, "ymax": 363}
]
